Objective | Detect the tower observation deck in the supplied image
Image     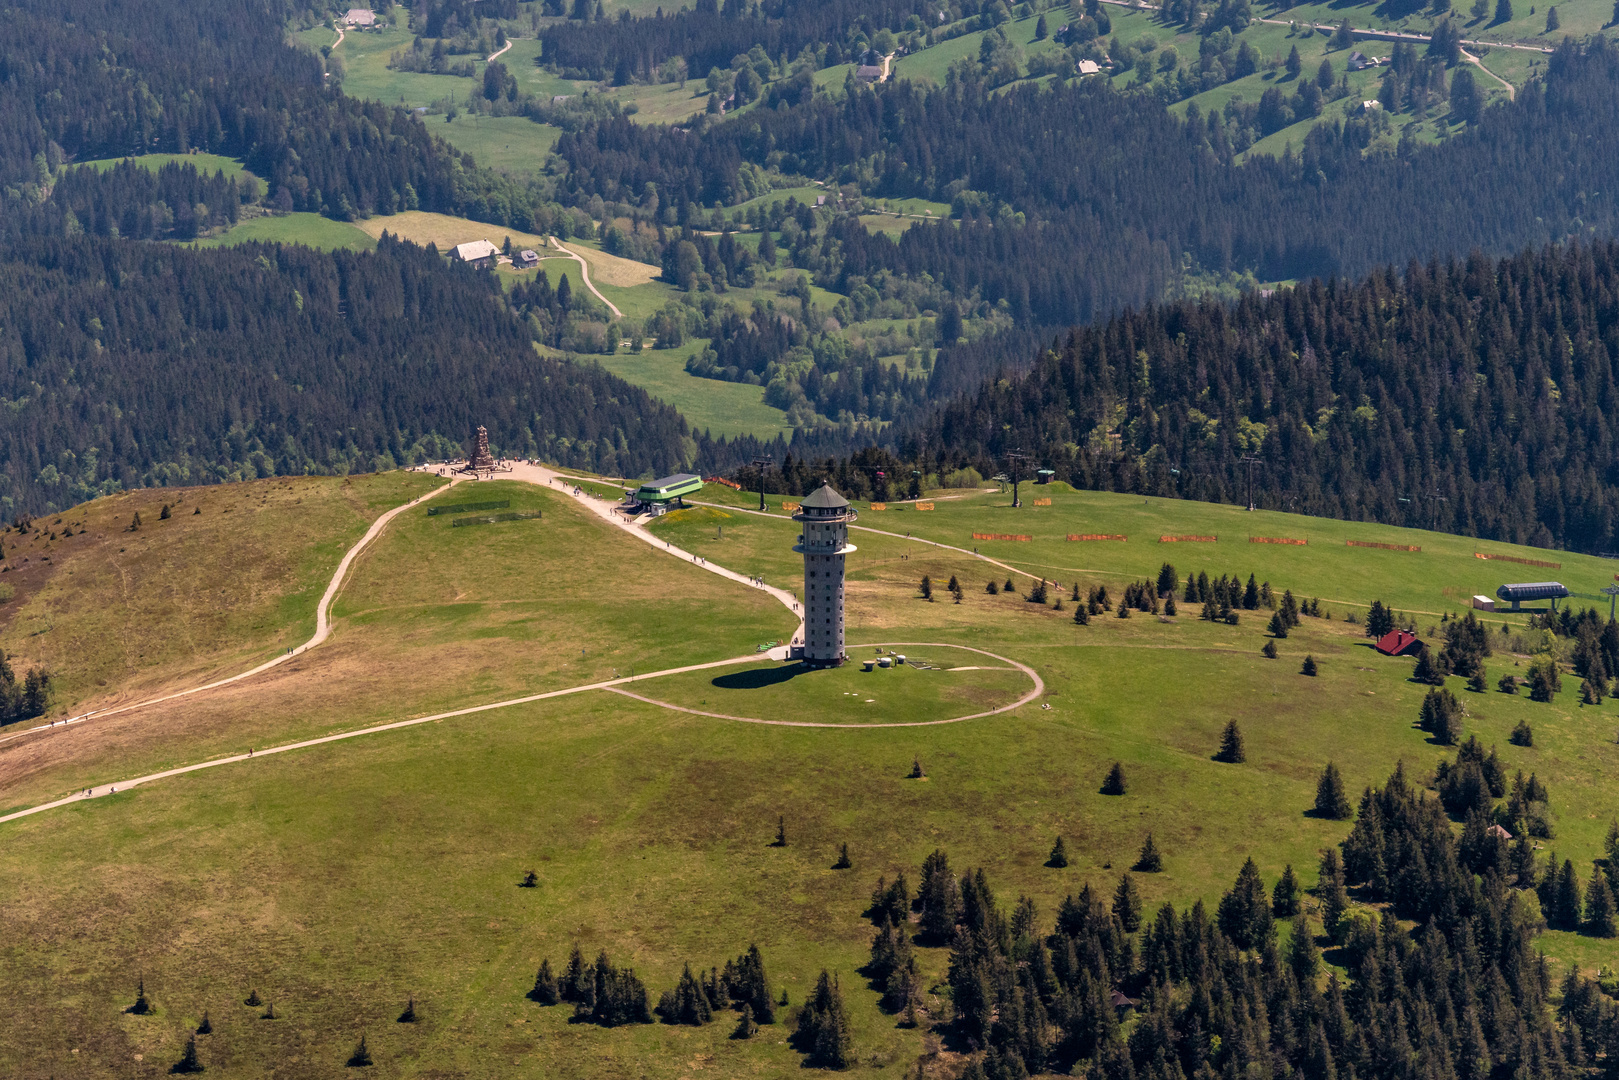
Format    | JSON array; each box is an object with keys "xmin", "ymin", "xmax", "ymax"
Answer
[{"xmin": 793, "ymin": 482, "xmax": 858, "ymax": 666}]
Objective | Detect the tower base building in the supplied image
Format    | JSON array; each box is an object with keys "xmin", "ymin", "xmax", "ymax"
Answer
[{"xmin": 793, "ymin": 483, "xmax": 858, "ymax": 666}]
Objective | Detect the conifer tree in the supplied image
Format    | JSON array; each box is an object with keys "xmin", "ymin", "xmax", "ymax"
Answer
[
  {"xmin": 196, "ymin": 1011, "xmax": 212, "ymax": 1035},
  {"xmin": 947, "ymin": 575, "xmax": 960, "ymax": 596},
  {"xmin": 562, "ymin": 944, "xmax": 587, "ymax": 1002},
  {"xmin": 1157, "ymin": 563, "xmax": 1179, "ymax": 597},
  {"xmin": 174, "ymin": 1033, "xmax": 204, "ymax": 1073},
  {"xmin": 732, "ymin": 1003, "xmax": 758, "ymax": 1039},
  {"xmin": 918, "ymin": 849, "xmax": 962, "ymax": 941},
  {"xmin": 1286, "ymin": 43, "xmax": 1303, "ymax": 77},
  {"xmin": 1164, "ymin": 594, "xmax": 1177, "ymax": 616},
  {"xmin": 1273, "ymin": 864, "xmax": 1301, "ymax": 916},
  {"xmin": 1510, "ymin": 719, "xmax": 1533, "ymax": 746},
  {"xmin": 1555, "ymin": 859, "xmax": 1584, "ymax": 930},
  {"xmin": 1267, "ymin": 611, "xmax": 1289, "ymax": 638},
  {"xmin": 245, "ymin": 989, "xmax": 262, "ymax": 1007},
  {"xmin": 920, "ymin": 575, "xmax": 932, "ymax": 600},
  {"xmin": 1047, "ymin": 836, "xmax": 1068, "ymax": 868},
  {"xmin": 1318, "ymin": 848, "xmax": 1350, "ymax": 942},
  {"xmin": 1413, "ymin": 645, "xmax": 1445, "ymax": 685},
  {"xmin": 1217, "ymin": 857, "xmax": 1274, "ymax": 950},
  {"xmin": 1262, "ymin": 640, "xmax": 1278, "ymax": 659},
  {"xmin": 1366, "ymin": 600, "xmax": 1396, "ymax": 638},
  {"xmin": 521, "ymin": 869, "xmax": 539, "ymax": 888},
  {"xmin": 1004, "ymin": 578, "xmax": 1015, "ymax": 593},
  {"xmin": 1035, "ymin": 12, "xmax": 1048, "ymax": 38},
  {"xmin": 833, "ymin": 842, "xmax": 852, "ymax": 870},
  {"xmin": 1467, "ymin": 669, "xmax": 1487, "ymax": 692},
  {"xmin": 262, "ymin": 1002, "xmax": 277, "ymax": 1020},
  {"xmin": 1214, "ymin": 720, "xmax": 1246, "ymax": 763},
  {"xmin": 1101, "ymin": 761, "xmax": 1128, "ymax": 795},
  {"xmin": 1071, "ymin": 581, "xmax": 1082, "ymax": 602},
  {"xmin": 1301, "ymin": 654, "xmax": 1318, "ymax": 676},
  {"xmin": 1244, "ymin": 574, "xmax": 1260, "ymax": 610},
  {"xmin": 796, "ymin": 971, "xmax": 853, "ymax": 1068},
  {"xmin": 908, "ymin": 759, "xmax": 925, "ymax": 779},
  {"xmin": 1112, "ymin": 873, "xmax": 1142, "ymax": 933},
  {"xmin": 986, "ymin": 579, "xmax": 999, "ymax": 594},
  {"xmin": 1074, "ymin": 604, "xmax": 1089, "ymax": 625},
  {"xmin": 398, "ymin": 997, "xmax": 417, "ymax": 1023},
  {"xmin": 1546, "ymin": 5, "xmax": 1559, "ymax": 29},
  {"xmin": 1499, "ymin": 672, "xmax": 1519, "ymax": 694},
  {"xmin": 531, "ymin": 960, "xmax": 561, "ymax": 1004},
  {"xmin": 1584, "ymin": 865, "xmax": 1616, "ymax": 937},
  {"xmin": 1281, "ymin": 589, "xmax": 1300, "ymax": 628},
  {"xmin": 1420, "ymin": 687, "xmax": 1464, "ymax": 744},
  {"xmin": 1287, "ymin": 913, "xmax": 1321, "ymax": 985},
  {"xmin": 773, "ymin": 816, "xmax": 786, "ymax": 847},
  {"xmin": 1314, "ymin": 762, "xmax": 1353, "ymax": 819},
  {"xmin": 131, "ymin": 978, "xmax": 153, "ymax": 1015},
  {"xmin": 1134, "ymin": 833, "xmax": 1163, "ymax": 872},
  {"xmin": 347, "ymin": 1034, "xmax": 374, "ymax": 1067}
]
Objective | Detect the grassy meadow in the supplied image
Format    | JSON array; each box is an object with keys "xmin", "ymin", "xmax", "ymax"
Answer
[
  {"xmin": 192, "ymin": 212, "xmax": 378, "ymax": 251},
  {"xmin": 3, "ymin": 475, "xmax": 1619, "ymax": 1077}
]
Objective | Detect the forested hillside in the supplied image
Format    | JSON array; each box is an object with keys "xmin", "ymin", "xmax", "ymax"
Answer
[
  {"xmin": 0, "ymin": 235, "xmax": 692, "ymax": 516},
  {"xmin": 560, "ymin": 39, "xmax": 1619, "ymax": 329},
  {"xmin": 884, "ymin": 239, "xmax": 1619, "ymax": 555}
]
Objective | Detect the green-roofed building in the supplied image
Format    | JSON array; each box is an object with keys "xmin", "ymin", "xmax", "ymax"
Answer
[{"xmin": 634, "ymin": 473, "xmax": 703, "ymax": 515}]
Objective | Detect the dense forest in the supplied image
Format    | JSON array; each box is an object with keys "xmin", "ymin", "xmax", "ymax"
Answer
[
  {"xmin": 860, "ymin": 237, "xmax": 1619, "ymax": 554},
  {"xmin": 0, "ymin": 235, "xmax": 695, "ymax": 515},
  {"xmin": 537, "ymin": 0, "xmax": 935, "ymax": 84}
]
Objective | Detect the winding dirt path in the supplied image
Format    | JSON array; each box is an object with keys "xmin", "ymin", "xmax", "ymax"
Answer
[
  {"xmin": 546, "ymin": 237, "xmax": 623, "ymax": 318},
  {"xmin": 0, "ymin": 471, "xmax": 1057, "ymax": 827},
  {"xmin": 0, "ymin": 476, "xmax": 461, "ymax": 749},
  {"xmin": 486, "ymin": 39, "xmax": 512, "ymax": 63}
]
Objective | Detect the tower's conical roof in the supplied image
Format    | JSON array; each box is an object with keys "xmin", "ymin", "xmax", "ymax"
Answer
[{"xmin": 800, "ymin": 482, "xmax": 850, "ymax": 509}]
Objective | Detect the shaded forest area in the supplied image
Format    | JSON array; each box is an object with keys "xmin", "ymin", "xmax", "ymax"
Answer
[
  {"xmin": 537, "ymin": 0, "xmax": 932, "ymax": 84},
  {"xmin": 880, "ymin": 239, "xmax": 1619, "ymax": 555},
  {"xmin": 0, "ymin": 235, "xmax": 694, "ymax": 515}
]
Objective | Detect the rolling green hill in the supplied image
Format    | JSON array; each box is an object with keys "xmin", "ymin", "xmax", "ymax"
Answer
[{"xmin": 1, "ymin": 471, "xmax": 1615, "ymax": 1076}]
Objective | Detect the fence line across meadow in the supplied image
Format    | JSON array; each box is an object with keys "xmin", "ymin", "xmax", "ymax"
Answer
[
  {"xmin": 1250, "ymin": 536, "xmax": 1307, "ymax": 546},
  {"xmin": 1067, "ymin": 534, "xmax": 1126, "ymax": 541},
  {"xmin": 1347, "ymin": 540, "xmax": 1421, "ymax": 552},
  {"xmin": 974, "ymin": 532, "xmax": 1033, "ymax": 542},
  {"xmin": 1159, "ymin": 535, "xmax": 1217, "ymax": 543},
  {"xmin": 1475, "ymin": 551, "xmax": 1561, "ymax": 569},
  {"xmin": 428, "ymin": 500, "xmax": 511, "ymax": 516}
]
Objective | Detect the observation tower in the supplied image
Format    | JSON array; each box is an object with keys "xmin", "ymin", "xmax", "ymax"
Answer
[{"xmin": 793, "ymin": 483, "xmax": 858, "ymax": 666}]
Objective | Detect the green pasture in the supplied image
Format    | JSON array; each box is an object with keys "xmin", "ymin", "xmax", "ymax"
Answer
[
  {"xmin": 4, "ymin": 470, "xmax": 1619, "ymax": 1076},
  {"xmin": 1264, "ymin": 0, "xmax": 1615, "ymax": 46},
  {"xmin": 438, "ymin": 114, "xmax": 561, "ymax": 174},
  {"xmin": 73, "ymin": 152, "xmax": 250, "ymax": 179},
  {"xmin": 689, "ymin": 481, "xmax": 1619, "ymax": 621},
  {"xmin": 191, "ymin": 212, "xmax": 378, "ymax": 251},
  {"xmin": 591, "ymin": 345, "xmax": 795, "ymax": 441},
  {"xmin": 634, "ymin": 648, "xmax": 1034, "ymax": 726}
]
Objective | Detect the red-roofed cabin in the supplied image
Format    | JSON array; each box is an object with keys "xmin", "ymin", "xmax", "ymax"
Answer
[{"xmin": 1375, "ymin": 629, "xmax": 1423, "ymax": 656}]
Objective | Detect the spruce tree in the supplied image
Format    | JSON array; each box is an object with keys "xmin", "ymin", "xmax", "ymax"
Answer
[
  {"xmin": 908, "ymin": 759, "xmax": 925, "ymax": 779},
  {"xmin": 1112, "ymin": 873, "xmax": 1142, "ymax": 933},
  {"xmin": 347, "ymin": 1034, "xmax": 374, "ymax": 1067},
  {"xmin": 1273, "ymin": 864, "xmax": 1302, "ymax": 916},
  {"xmin": 262, "ymin": 1002, "xmax": 277, "ymax": 1020},
  {"xmin": 1510, "ymin": 719, "xmax": 1533, "ymax": 746},
  {"xmin": 1101, "ymin": 761, "xmax": 1128, "ymax": 795},
  {"xmin": 1499, "ymin": 672, "xmax": 1519, "ymax": 694},
  {"xmin": 1302, "ymin": 654, "xmax": 1318, "ymax": 676},
  {"xmin": 1545, "ymin": 5, "xmax": 1558, "ymax": 29},
  {"xmin": 1074, "ymin": 604, "xmax": 1090, "ymax": 625},
  {"xmin": 833, "ymin": 842, "xmax": 852, "ymax": 870},
  {"xmin": 1214, "ymin": 720, "xmax": 1246, "ymax": 763},
  {"xmin": 1286, "ymin": 43, "xmax": 1303, "ymax": 77},
  {"xmin": 1004, "ymin": 578, "xmax": 1015, "ymax": 593},
  {"xmin": 773, "ymin": 816, "xmax": 786, "ymax": 847},
  {"xmin": 1584, "ymin": 865, "xmax": 1616, "ymax": 937},
  {"xmin": 398, "ymin": 997, "xmax": 417, "ymax": 1023},
  {"xmin": 532, "ymin": 959, "xmax": 561, "ymax": 1004},
  {"xmin": 132, "ymin": 978, "xmax": 153, "ymax": 1015},
  {"xmin": 1267, "ymin": 611, "xmax": 1289, "ymax": 638},
  {"xmin": 1318, "ymin": 848, "xmax": 1350, "ymax": 942},
  {"xmin": 1157, "ymin": 562, "xmax": 1179, "ymax": 597},
  {"xmin": 244, "ymin": 989, "xmax": 262, "ymax": 1007},
  {"xmin": 1164, "ymin": 594, "xmax": 1177, "ymax": 616},
  {"xmin": 1467, "ymin": 669, "xmax": 1487, "ymax": 692},
  {"xmin": 521, "ymin": 869, "xmax": 539, "ymax": 888},
  {"xmin": 1217, "ymin": 857, "xmax": 1274, "ymax": 950},
  {"xmin": 920, "ymin": 575, "xmax": 932, "ymax": 600},
  {"xmin": 1413, "ymin": 645, "xmax": 1444, "ymax": 685},
  {"xmin": 1366, "ymin": 600, "xmax": 1395, "ymax": 638},
  {"xmin": 562, "ymin": 944, "xmax": 587, "ymax": 1002},
  {"xmin": 1494, "ymin": 0, "xmax": 1512, "ymax": 22},
  {"xmin": 174, "ymin": 1033, "xmax": 204, "ymax": 1074},
  {"xmin": 1287, "ymin": 913, "xmax": 1321, "ymax": 985},
  {"xmin": 196, "ymin": 1011, "xmax": 212, "ymax": 1035},
  {"xmin": 947, "ymin": 575, "xmax": 960, "ymax": 596},
  {"xmin": 1315, "ymin": 763, "xmax": 1353, "ymax": 819},
  {"xmin": 732, "ymin": 1003, "xmax": 758, "ymax": 1039},
  {"xmin": 1262, "ymin": 640, "xmax": 1278, "ymax": 659},
  {"xmin": 1047, "ymin": 836, "xmax": 1069, "ymax": 868},
  {"xmin": 986, "ymin": 579, "xmax": 999, "ymax": 594},
  {"xmin": 1554, "ymin": 858, "xmax": 1583, "ymax": 930},
  {"xmin": 1135, "ymin": 832, "xmax": 1163, "ymax": 872},
  {"xmin": 1244, "ymin": 574, "xmax": 1260, "ymax": 610},
  {"xmin": 1035, "ymin": 12, "xmax": 1048, "ymax": 38}
]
